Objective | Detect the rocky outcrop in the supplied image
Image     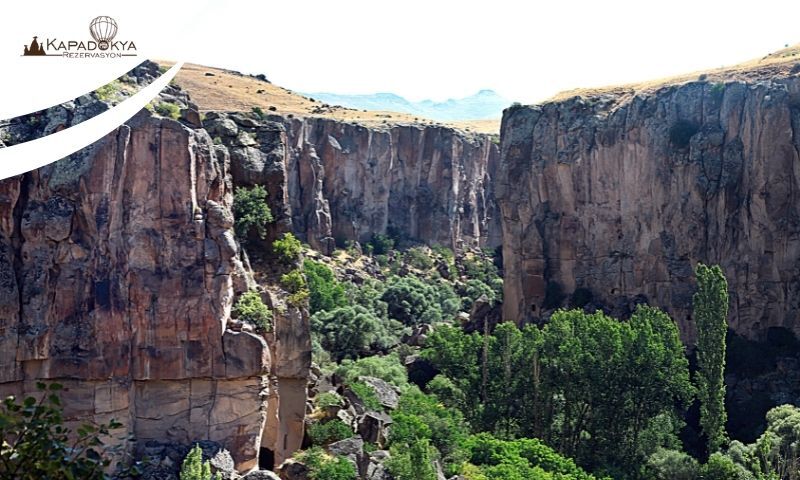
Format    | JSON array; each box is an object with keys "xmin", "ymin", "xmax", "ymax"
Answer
[
  {"xmin": 0, "ymin": 101, "xmax": 295, "ymax": 471},
  {"xmin": 206, "ymin": 113, "xmax": 501, "ymax": 255},
  {"xmin": 497, "ymin": 77, "xmax": 800, "ymax": 341}
]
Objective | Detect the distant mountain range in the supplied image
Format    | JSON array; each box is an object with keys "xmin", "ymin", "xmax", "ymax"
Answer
[{"xmin": 304, "ymin": 89, "xmax": 509, "ymax": 122}]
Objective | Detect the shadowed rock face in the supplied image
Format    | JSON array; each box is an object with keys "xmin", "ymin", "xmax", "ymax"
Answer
[
  {"xmin": 497, "ymin": 78, "xmax": 800, "ymax": 341},
  {"xmin": 206, "ymin": 112, "xmax": 502, "ymax": 255},
  {"xmin": 0, "ymin": 111, "xmax": 269, "ymax": 470}
]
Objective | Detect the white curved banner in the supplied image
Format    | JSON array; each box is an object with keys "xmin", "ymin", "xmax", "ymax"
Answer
[{"xmin": 0, "ymin": 62, "xmax": 183, "ymax": 180}]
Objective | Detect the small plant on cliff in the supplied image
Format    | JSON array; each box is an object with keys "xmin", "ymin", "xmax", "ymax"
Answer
[
  {"xmin": 307, "ymin": 419, "xmax": 354, "ymax": 446},
  {"xmin": 251, "ymin": 106, "xmax": 265, "ymax": 119},
  {"xmin": 155, "ymin": 101, "xmax": 181, "ymax": 120},
  {"xmin": 94, "ymin": 80, "xmax": 122, "ymax": 102},
  {"xmin": 368, "ymin": 233, "xmax": 395, "ymax": 255},
  {"xmin": 180, "ymin": 444, "xmax": 221, "ymax": 480},
  {"xmin": 232, "ymin": 290, "xmax": 272, "ymax": 332},
  {"xmin": 272, "ymin": 232, "xmax": 302, "ymax": 265},
  {"xmin": 233, "ymin": 185, "xmax": 274, "ymax": 241},
  {"xmin": 281, "ymin": 269, "xmax": 310, "ymax": 306},
  {"xmin": 304, "ymin": 259, "xmax": 347, "ymax": 314},
  {"xmin": 297, "ymin": 447, "xmax": 357, "ymax": 480},
  {"xmin": 348, "ymin": 381, "xmax": 383, "ymax": 411},
  {"xmin": 0, "ymin": 382, "xmax": 125, "ymax": 480}
]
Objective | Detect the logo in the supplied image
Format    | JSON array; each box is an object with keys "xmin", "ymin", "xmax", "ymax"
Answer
[{"xmin": 23, "ymin": 16, "xmax": 137, "ymax": 59}]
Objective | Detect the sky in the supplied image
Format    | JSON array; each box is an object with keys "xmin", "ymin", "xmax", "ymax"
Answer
[{"xmin": 9, "ymin": 0, "xmax": 800, "ymax": 105}]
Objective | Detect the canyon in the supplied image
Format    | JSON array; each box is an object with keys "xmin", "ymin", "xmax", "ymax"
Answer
[{"xmin": 1, "ymin": 51, "xmax": 800, "ymax": 475}]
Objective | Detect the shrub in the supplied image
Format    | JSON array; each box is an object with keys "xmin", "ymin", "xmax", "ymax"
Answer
[
  {"xmin": 272, "ymin": 232, "xmax": 302, "ymax": 265},
  {"xmin": 386, "ymin": 438, "xmax": 438, "ymax": 480},
  {"xmin": 463, "ymin": 279, "xmax": 496, "ymax": 311},
  {"xmin": 315, "ymin": 391, "xmax": 343, "ymax": 409},
  {"xmin": 368, "ymin": 233, "xmax": 395, "ymax": 255},
  {"xmin": 348, "ymin": 381, "xmax": 383, "ymax": 411},
  {"xmin": 233, "ymin": 185, "xmax": 274, "ymax": 240},
  {"xmin": 95, "ymin": 80, "xmax": 121, "ymax": 102},
  {"xmin": 304, "ymin": 259, "xmax": 346, "ymax": 314},
  {"xmin": 381, "ymin": 275, "xmax": 460, "ymax": 326},
  {"xmin": 180, "ymin": 444, "xmax": 221, "ymax": 480},
  {"xmin": 155, "ymin": 102, "xmax": 181, "ymax": 120},
  {"xmin": 281, "ymin": 269, "xmax": 307, "ymax": 294},
  {"xmin": 405, "ymin": 247, "xmax": 435, "ymax": 270},
  {"xmin": 307, "ymin": 419, "xmax": 353, "ymax": 446},
  {"xmin": 645, "ymin": 448, "xmax": 700, "ymax": 480},
  {"xmin": 298, "ymin": 447, "xmax": 357, "ymax": 480},
  {"xmin": 251, "ymin": 106, "xmax": 265, "ymax": 119},
  {"xmin": 311, "ymin": 305, "xmax": 401, "ymax": 361},
  {"xmin": 334, "ymin": 353, "xmax": 408, "ymax": 388},
  {"xmin": 0, "ymin": 382, "xmax": 125, "ymax": 480},
  {"xmin": 232, "ymin": 290, "xmax": 272, "ymax": 332}
]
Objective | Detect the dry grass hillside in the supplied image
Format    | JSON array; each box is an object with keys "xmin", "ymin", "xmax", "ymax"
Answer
[
  {"xmin": 164, "ymin": 62, "xmax": 501, "ymax": 134},
  {"xmin": 551, "ymin": 44, "xmax": 800, "ymax": 102}
]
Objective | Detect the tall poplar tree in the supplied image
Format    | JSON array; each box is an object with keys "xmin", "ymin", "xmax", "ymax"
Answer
[{"xmin": 693, "ymin": 263, "xmax": 729, "ymax": 453}]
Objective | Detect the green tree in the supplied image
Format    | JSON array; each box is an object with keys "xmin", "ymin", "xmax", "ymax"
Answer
[
  {"xmin": 311, "ymin": 305, "xmax": 402, "ymax": 361},
  {"xmin": 232, "ymin": 185, "xmax": 273, "ymax": 240},
  {"xmin": 304, "ymin": 259, "xmax": 347, "ymax": 314},
  {"xmin": 694, "ymin": 263, "xmax": 729, "ymax": 453},
  {"xmin": 180, "ymin": 444, "xmax": 221, "ymax": 480},
  {"xmin": 0, "ymin": 383, "xmax": 125, "ymax": 480},
  {"xmin": 272, "ymin": 232, "xmax": 302, "ymax": 265},
  {"xmin": 386, "ymin": 438, "xmax": 438, "ymax": 480},
  {"xmin": 232, "ymin": 290, "xmax": 272, "ymax": 332},
  {"xmin": 381, "ymin": 275, "xmax": 459, "ymax": 326}
]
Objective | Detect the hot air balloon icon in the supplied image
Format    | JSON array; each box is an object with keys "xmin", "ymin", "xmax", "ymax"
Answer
[{"xmin": 89, "ymin": 16, "xmax": 118, "ymax": 51}]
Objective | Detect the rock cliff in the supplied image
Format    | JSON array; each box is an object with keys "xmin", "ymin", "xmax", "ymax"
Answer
[
  {"xmin": 0, "ymin": 89, "xmax": 310, "ymax": 472},
  {"xmin": 204, "ymin": 113, "xmax": 502, "ymax": 254},
  {"xmin": 497, "ymin": 76, "xmax": 800, "ymax": 341}
]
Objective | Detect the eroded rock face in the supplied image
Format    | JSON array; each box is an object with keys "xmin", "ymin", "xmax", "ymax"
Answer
[
  {"xmin": 497, "ymin": 78, "xmax": 800, "ymax": 341},
  {"xmin": 206, "ymin": 113, "xmax": 502, "ymax": 255},
  {"xmin": 0, "ymin": 111, "xmax": 268, "ymax": 470}
]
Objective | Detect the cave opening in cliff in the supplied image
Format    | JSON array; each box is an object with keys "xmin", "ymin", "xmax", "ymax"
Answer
[{"xmin": 259, "ymin": 448, "xmax": 275, "ymax": 471}]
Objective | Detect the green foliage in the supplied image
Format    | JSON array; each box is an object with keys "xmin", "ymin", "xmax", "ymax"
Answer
[
  {"xmin": 348, "ymin": 381, "xmax": 382, "ymax": 411},
  {"xmin": 334, "ymin": 353, "xmax": 408, "ymax": 388},
  {"xmin": 155, "ymin": 101, "xmax": 182, "ymax": 120},
  {"xmin": 251, "ymin": 106, "xmax": 265, "ymax": 119},
  {"xmin": 694, "ymin": 263, "xmax": 729, "ymax": 453},
  {"xmin": 669, "ymin": 119, "xmax": 699, "ymax": 148},
  {"xmin": 381, "ymin": 275, "xmax": 460, "ymax": 326},
  {"xmin": 0, "ymin": 382, "xmax": 124, "ymax": 480},
  {"xmin": 386, "ymin": 438, "xmax": 438, "ymax": 480},
  {"xmin": 272, "ymin": 232, "xmax": 302, "ymax": 265},
  {"xmin": 404, "ymin": 246, "xmax": 435, "ymax": 270},
  {"xmin": 95, "ymin": 80, "xmax": 121, "ymax": 101},
  {"xmin": 463, "ymin": 278, "xmax": 497, "ymax": 311},
  {"xmin": 307, "ymin": 419, "xmax": 353, "ymax": 446},
  {"xmin": 233, "ymin": 185, "xmax": 274, "ymax": 240},
  {"xmin": 461, "ymin": 433, "xmax": 597, "ymax": 480},
  {"xmin": 701, "ymin": 452, "xmax": 751, "ymax": 480},
  {"xmin": 462, "ymin": 252, "xmax": 501, "ymax": 287},
  {"xmin": 312, "ymin": 305, "xmax": 402, "ymax": 361},
  {"xmin": 180, "ymin": 444, "xmax": 220, "ymax": 480},
  {"xmin": 368, "ymin": 233, "xmax": 395, "ymax": 255},
  {"xmin": 232, "ymin": 290, "xmax": 272, "ymax": 332},
  {"xmin": 645, "ymin": 448, "xmax": 700, "ymax": 480},
  {"xmin": 424, "ymin": 307, "xmax": 693, "ymax": 477},
  {"xmin": 299, "ymin": 447, "xmax": 357, "ymax": 480},
  {"xmin": 748, "ymin": 404, "xmax": 800, "ymax": 479},
  {"xmin": 304, "ymin": 259, "xmax": 347, "ymax": 314},
  {"xmin": 315, "ymin": 391, "xmax": 343, "ymax": 409},
  {"xmin": 281, "ymin": 269, "xmax": 307, "ymax": 293}
]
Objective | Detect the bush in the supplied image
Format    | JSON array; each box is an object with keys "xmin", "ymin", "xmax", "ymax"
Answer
[
  {"xmin": 155, "ymin": 101, "xmax": 181, "ymax": 120},
  {"xmin": 386, "ymin": 438, "xmax": 438, "ymax": 480},
  {"xmin": 381, "ymin": 275, "xmax": 460, "ymax": 326},
  {"xmin": 334, "ymin": 353, "xmax": 408, "ymax": 388},
  {"xmin": 645, "ymin": 448, "xmax": 700, "ymax": 480},
  {"xmin": 315, "ymin": 391, "xmax": 343, "ymax": 409},
  {"xmin": 463, "ymin": 279, "xmax": 497, "ymax": 311},
  {"xmin": 368, "ymin": 233, "xmax": 395, "ymax": 255},
  {"xmin": 298, "ymin": 447, "xmax": 357, "ymax": 480},
  {"xmin": 311, "ymin": 305, "xmax": 401, "ymax": 361},
  {"xmin": 232, "ymin": 290, "xmax": 272, "ymax": 332},
  {"xmin": 281, "ymin": 269, "xmax": 307, "ymax": 293},
  {"xmin": 304, "ymin": 259, "xmax": 346, "ymax": 314},
  {"xmin": 0, "ymin": 382, "xmax": 125, "ymax": 480},
  {"xmin": 307, "ymin": 419, "xmax": 353, "ymax": 446},
  {"xmin": 233, "ymin": 185, "xmax": 274, "ymax": 240},
  {"xmin": 404, "ymin": 247, "xmax": 435, "ymax": 270},
  {"xmin": 95, "ymin": 80, "xmax": 121, "ymax": 101},
  {"xmin": 180, "ymin": 444, "xmax": 221, "ymax": 480},
  {"xmin": 273, "ymin": 232, "xmax": 302, "ymax": 265},
  {"xmin": 251, "ymin": 106, "xmax": 265, "ymax": 118},
  {"xmin": 348, "ymin": 381, "xmax": 383, "ymax": 411}
]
